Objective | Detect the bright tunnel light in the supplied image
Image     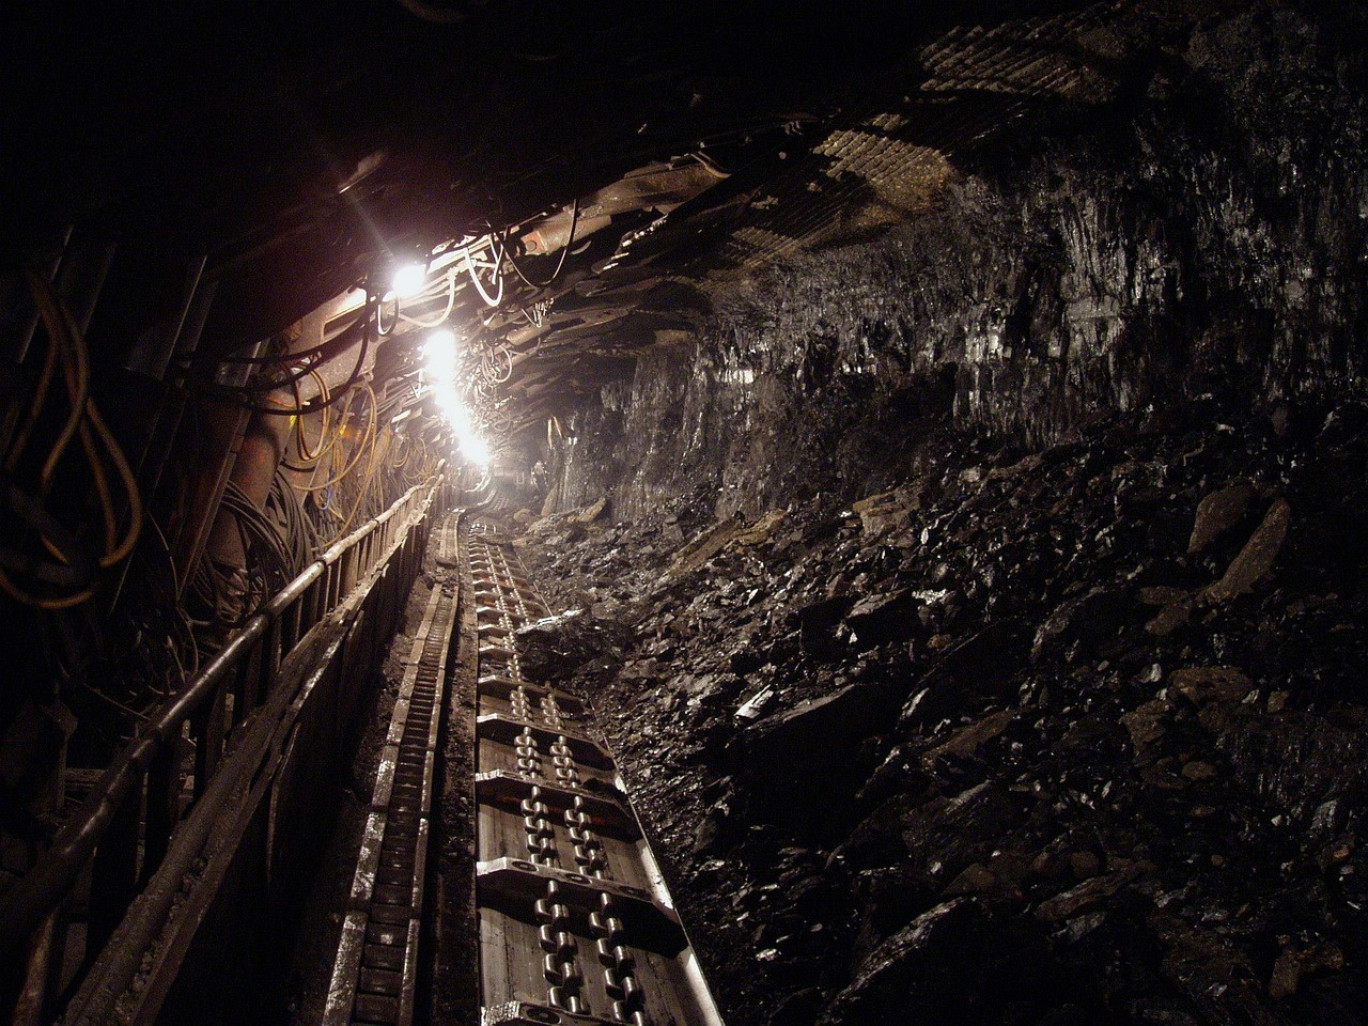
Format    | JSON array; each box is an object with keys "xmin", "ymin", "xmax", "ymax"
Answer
[
  {"xmin": 390, "ymin": 261, "xmax": 427, "ymax": 299},
  {"xmin": 459, "ymin": 430, "xmax": 492, "ymax": 465},
  {"xmin": 421, "ymin": 329, "xmax": 491, "ymax": 466},
  {"xmin": 422, "ymin": 329, "xmax": 457, "ymax": 380}
]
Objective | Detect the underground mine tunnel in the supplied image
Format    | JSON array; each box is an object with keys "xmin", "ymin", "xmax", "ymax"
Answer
[{"xmin": 2, "ymin": 2, "xmax": 1367, "ymax": 1024}]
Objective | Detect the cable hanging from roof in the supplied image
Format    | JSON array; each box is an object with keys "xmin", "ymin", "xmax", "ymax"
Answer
[
  {"xmin": 399, "ymin": 266, "xmax": 457, "ymax": 328},
  {"xmin": 464, "ymin": 237, "xmax": 505, "ymax": 307}
]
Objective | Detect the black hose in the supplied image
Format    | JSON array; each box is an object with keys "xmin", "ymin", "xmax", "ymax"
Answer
[
  {"xmin": 503, "ymin": 197, "xmax": 581, "ymax": 290},
  {"xmin": 225, "ymin": 297, "xmax": 374, "ymax": 417}
]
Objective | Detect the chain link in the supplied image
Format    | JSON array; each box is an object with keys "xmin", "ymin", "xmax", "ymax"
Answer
[{"xmin": 473, "ymin": 526, "xmax": 664, "ymax": 1025}]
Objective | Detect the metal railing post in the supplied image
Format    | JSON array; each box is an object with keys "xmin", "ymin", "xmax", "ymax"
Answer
[
  {"xmin": 87, "ymin": 786, "xmax": 141, "ymax": 952},
  {"xmin": 193, "ymin": 682, "xmax": 228, "ymax": 798},
  {"xmin": 140, "ymin": 739, "xmax": 180, "ymax": 883}
]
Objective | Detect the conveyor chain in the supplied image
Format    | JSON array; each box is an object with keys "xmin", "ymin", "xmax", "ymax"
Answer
[{"xmin": 467, "ymin": 519, "xmax": 724, "ymax": 1026}]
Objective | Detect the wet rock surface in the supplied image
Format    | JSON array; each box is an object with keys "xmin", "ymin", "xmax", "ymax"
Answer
[{"xmin": 516, "ymin": 393, "xmax": 1368, "ymax": 1025}]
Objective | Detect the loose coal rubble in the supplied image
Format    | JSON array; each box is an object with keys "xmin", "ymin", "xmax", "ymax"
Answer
[{"xmin": 514, "ymin": 395, "xmax": 1368, "ymax": 1026}]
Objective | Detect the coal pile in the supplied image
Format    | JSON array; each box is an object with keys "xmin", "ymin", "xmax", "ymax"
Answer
[{"xmin": 515, "ymin": 394, "xmax": 1368, "ymax": 1026}]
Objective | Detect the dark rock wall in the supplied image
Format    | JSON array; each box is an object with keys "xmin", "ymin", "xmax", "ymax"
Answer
[
  {"xmin": 516, "ymin": 8, "xmax": 1368, "ymax": 1024},
  {"xmin": 552, "ymin": 1, "xmax": 1368, "ymax": 520}
]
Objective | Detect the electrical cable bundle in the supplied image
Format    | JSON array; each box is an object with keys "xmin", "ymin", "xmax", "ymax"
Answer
[
  {"xmin": 398, "ymin": 266, "xmax": 457, "ymax": 328},
  {"xmin": 203, "ymin": 299, "xmax": 374, "ymax": 418},
  {"xmin": 335, "ymin": 406, "xmax": 385, "ymax": 534},
  {"xmin": 265, "ymin": 469, "xmax": 320, "ymax": 566},
  {"xmin": 189, "ymin": 477, "xmax": 297, "ymax": 629},
  {"xmin": 283, "ymin": 369, "xmax": 340, "ymax": 473},
  {"xmin": 0, "ymin": 273, "xmax": 142, "ymax": 608},
  {"xmin": 293, "ymin": 382, "xmax": 378, "ymax": 537},
  {"xmin": 186, "ymin": 282, "xmax": 458, "ymax": 627}
]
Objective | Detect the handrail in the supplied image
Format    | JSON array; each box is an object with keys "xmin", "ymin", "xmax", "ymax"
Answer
[{"xmin": 0, "ymin": 468, "xmax": 446, "ymax": 964}]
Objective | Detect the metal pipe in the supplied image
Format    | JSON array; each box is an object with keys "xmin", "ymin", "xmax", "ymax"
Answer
[
  {"xmin": 124, "ymin": 256, "xmax": 207, "ymax": 382},
  {"xmin": 174, "ymin": 337, "xmax": 269, "ymax": 599},
  {"xmin": 9, "ymin": 225, "xmax": 72, "ymax": 366},
  {"xmin": 205, "ymin": 388, "xmax": 294, "ymax": 579},
  {"xmin": 108, "ymin": 277, "xmax": 219, "ymax": 617}
]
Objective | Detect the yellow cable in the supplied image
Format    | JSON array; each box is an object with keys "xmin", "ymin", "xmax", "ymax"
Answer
[
  {"xmin": 297, "ymin": 384, "xmax": 375, "ymax": 493},
  {"xmin": 337, "ymin": 385, "xmax": 382, "ymax": 533},
  {"xmin": 301, "ymin": 386, "xmax": 361, "ymax": 490},
  {"xmin": 86, "ymin": 397, "xmax": 141, "ymax": 567},
  {"xmin": 81, "ymin": 418, "xmax": 117, "ymax": 555},
  {"xmin": 291, "ymin": 369, "xmax": 334, "ymax": 463},
  {"xmin": 47, "ymin": 293, "xmax": 141, "ymax": 567},
  {"xmin": 37, "ymin": 317, "xmax": 112, "ymax": 563},
  {"xmin": 389, "ymin": 432, "xmax": 412, "ymax": 470},
  {"xmin": 289, "ymin": 374, "xmax": 307, "ymax": 459},
  {"xmin": 308, "ymin": 370, "xmax": 340, "ymax": 462},
  {"xmin": 0, "ymin": 568, "xmax": 95, "ymax": 610},
  {"xmin": 3, "ymin": 275, "xmax": 143, "ymax": 606},
  {"xmin": 28, "ymin": 276, "xmax": 89, "ymax": 494}
]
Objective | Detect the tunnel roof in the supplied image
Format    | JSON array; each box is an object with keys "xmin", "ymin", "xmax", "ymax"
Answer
[{"xmin": 1, "ymin": 1, "xmax": 1202, "ymax": 439}]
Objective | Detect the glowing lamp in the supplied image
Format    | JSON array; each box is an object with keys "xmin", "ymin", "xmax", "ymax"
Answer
[
  {"xmin": 460, "ymin": 430, "xmax": 492, "ymax": 466},
  {"xmin": 423, "ymin": 328, "xmax": 457, "ymax": 361},
  {"xmin": 390, "ymin": 261, "xmax": 427, "ymax": 299}
]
